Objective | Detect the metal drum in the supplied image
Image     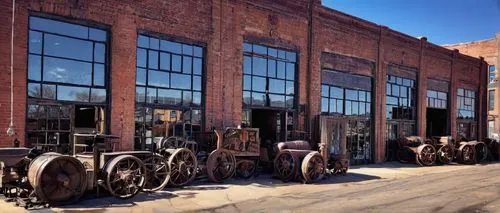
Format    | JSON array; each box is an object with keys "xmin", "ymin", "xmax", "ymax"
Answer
[
  {"xmin": 276, "ymin": 141, "xmax": 311, "ymax": 152},
  {"xmin": 28, "ymin": 153, "xmax": 87, "ymax": 205}
]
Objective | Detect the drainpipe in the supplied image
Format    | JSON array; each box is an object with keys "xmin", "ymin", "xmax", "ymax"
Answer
[{"xmin": 6, "ymin": 0, "xmax": 16, "ymax": 137}]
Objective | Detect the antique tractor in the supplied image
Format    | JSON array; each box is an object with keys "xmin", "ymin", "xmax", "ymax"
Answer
[
  {"xmin": 396, "ymin": 136, "xmax": 436, "ymax": 166},
  {"xmin": 453, "ymin": 139, "xmax": 488, "ymax": 164},
  {"xmin": 426, "ymin": 136, "xmax": 454, "ymax": 164},
  {"xmin": 273, "ymin": 141, "xmax": 326, "ymax": 183}
]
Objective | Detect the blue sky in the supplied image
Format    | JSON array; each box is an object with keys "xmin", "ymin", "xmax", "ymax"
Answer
[{"xmin": 322, "ymin": 0, "xmax": 500, "ymax": 45}]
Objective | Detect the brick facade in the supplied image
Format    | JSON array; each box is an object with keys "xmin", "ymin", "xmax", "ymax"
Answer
[
  {"xmin": 444, "ymin": 35, "xmax": 499, "ymax": 138},
  {"xmin": 0, "ymin": 0, "xmax": 487, "ymax": 163}
]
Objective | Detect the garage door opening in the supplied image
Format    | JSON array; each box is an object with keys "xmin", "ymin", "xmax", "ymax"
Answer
[{"xmin": 426, "ymin": 108, "xmax": 448, "ymax": 137}]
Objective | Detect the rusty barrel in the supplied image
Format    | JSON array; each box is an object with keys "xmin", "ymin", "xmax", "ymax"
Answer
[
  {"xmin": 456, "ymin": 142, "xmax": 475, "ymax": 164},
  {"xmin": 397, "ymin": 136, "xmax": 424, "ymax": 148},
  {"xmin": 28, "ymin": 153, "xmax": 87, "ymax": 204},
  {"xmin": 276, "ymin": 141, "xmax": 311, "ymax": 152}
]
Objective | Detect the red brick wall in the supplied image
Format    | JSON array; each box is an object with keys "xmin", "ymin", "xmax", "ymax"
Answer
[{"xmin": 0, "ymin": 0, "xmax": 487, "ymax": 163}]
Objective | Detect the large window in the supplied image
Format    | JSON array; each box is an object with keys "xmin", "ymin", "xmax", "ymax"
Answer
[
  {"xmin": 242, "ymin": 42, "xmax": 296, "ymax": 109},
  {"xmin": 490, "ymin": 65, "xmax": 496, "ymax": 84},
  {"xmin": 457, "ymin": 88, "xmax": 476, "ymax": 120},
  {"xmin": 427, "ymin": 90, "xmax": 447, "ymax": 109},
  {"xmin": 321, "ymin": 85, "xmax": 371, "ymax": 117},
  {"xmin": 27, "ymin": 16, "xmax": 108, "ymax": 103},
  {"xmin": 135, "ymin": 34, "xmax": 203, "ymax": 107},
  {"xmin": 135, "ymin": 34, "xmax": 204, "ymax": 150},
  {"xmin": 489, "ymin": 90, "xmax": 495, "ymax": 111},
  {"xmin": 386, "ymin": 75, "xmax": 416, "ymax": 120}
]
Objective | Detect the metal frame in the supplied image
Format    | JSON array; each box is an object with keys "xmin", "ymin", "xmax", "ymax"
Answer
[
  {"xmin": 25, "ymin": 15, "xmax": 111, "ymax": 150},
  {"xmin": 134, "ymin": 33, "xmax": 206, "ymax": 150}
]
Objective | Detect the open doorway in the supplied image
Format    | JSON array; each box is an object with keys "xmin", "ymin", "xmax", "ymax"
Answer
[{"xmin": 426, "ymin": 108, "xmax": 448, "ymax": 137}]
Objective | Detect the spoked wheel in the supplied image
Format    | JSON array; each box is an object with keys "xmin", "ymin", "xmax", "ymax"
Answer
[
  {"xmin": 416, "ymin": 144, "xmax": 436, "ymax": 166},
  {"xmin": 457, "ymin": 144, "xmax": 476, "ymax": 164},
  {"xmin": 274, "ymin": 150, "xmax": 297, "ymax": 182},
  {"xmin": 236, "ymin": 159, "xmax": 256, "ymax": 179},
  {"xmin": 168, "ymin": 148, "xmax": 198, "ymax": 187},
  {"xmin": 207, "ymin": 149, "xmax": 236, "ymax": 182},
  {"xmin": 164, "ymin": 137, "xmax": 187, "ymax": 149},
  {"xmin": 301, "ymin": 152, "xmax": 325, "ymax": 183},
  {"xmin": 142, "ymin": 154, "xmax": 170, "ymax": 192},
  {"xmin": 105, "ymin": 155, "xmax": 146, "ymax": 199},
  {"xmin": 437, "ymin": 145, "xmax": 454, "ymax": 164}
]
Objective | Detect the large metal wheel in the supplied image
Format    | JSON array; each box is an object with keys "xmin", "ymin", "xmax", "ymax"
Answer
[
  {"xmin": 473, "ymin": 142, "xmax": 488, "ymax": 163},
  {"xmin": 273, "ymin": 150, "xmax": 297, "ymax": 182},
  {"xmin": 207, "ymin": 149, "xmax": 236, "ymax": 182},
  {"xmin": 457, "ymin": 144, "xmax": 475, "ymax": 164},
  {"xmin": 236, "ymin": 159, "xmax": 256, "ymax": 179},
  {"xmin": 301, "ymin": 152, "xmax": 325, "ymax": 183},
  {"xmin": 105, "ymin": 155, "xmax": 146, "ymax": 199},
  {"xmin": 142, "ymin": 154, "xmax": 170, "ymax": 192},
  {"xmin": 416, "ymin": 144, "xmax": 436, "ymax": 166},
  {"xmin": 28, "ymin": 153, "xmax": 87, "ymax": 205},
  {"xmin": 164, "ymin": 137, "xmax": 186, "ymax": 149},
  {"xmin": 167, "ymin": 148, "xmax": 197, "ymax": 187},
  {"xmin": 436, "ymin": 145, "xmax": 454, "ymax": 164}
]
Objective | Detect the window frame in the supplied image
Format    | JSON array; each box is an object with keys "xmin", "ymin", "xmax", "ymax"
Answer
[
  {"xmin": 385, "ymin": 75, "xmax": 417, "ymax": 121},
  {"xmin": 489, "ymin": 65, "xmax": 495, "ymax": 84},
  {"xmin": 489, "ymin": 89, "xmax": 495, "ymax": 111},
  {"xmin": 456, "ymin": 88, "xmax": 477, "ymax": 120},
  {"xmin": 27, "ymin": 15, "xmax": 110, "ymax": 104}
]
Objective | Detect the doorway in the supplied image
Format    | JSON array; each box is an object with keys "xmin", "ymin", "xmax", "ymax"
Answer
[{"xmin": 426, "ymin": 108, "xmax": 448, "ymax": 137}]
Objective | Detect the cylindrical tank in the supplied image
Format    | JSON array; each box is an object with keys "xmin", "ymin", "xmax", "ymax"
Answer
[{"xmin": 28, "ymin": 153, "xmax": 87, "ymax": 204}]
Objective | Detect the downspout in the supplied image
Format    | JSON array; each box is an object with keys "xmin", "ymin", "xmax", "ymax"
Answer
[
  {"xmin": 6, "ymin": 0, "xmax": 16, "ymax": 137},
  {"xmin": 306, "ymin": 0, "xmax": 314, "ymax": 140}
]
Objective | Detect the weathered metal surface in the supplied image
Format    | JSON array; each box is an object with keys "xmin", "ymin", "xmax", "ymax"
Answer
[
  {"xmin": 301, "ymin": 152, "xmax": 325, "ymax": 183},
  {"xmin": 236, "ymin": 159, "xmax": 256, "ymax": 179},
  {"xmin": 215, "ymin": 128, "xmax": 260, "ymax": 157},
  {"xmin": 206, "ymin": 149, "xmax": 236, "ymax": 182},
  {"xmin": 273, "ymin": 150, "xmax": 298, "ymax": 182},
  {"xmin": 396, "ymin": 137, "xmax": 436, "ymax": 166},
  {"xmin": 468, "ymin": 141, "xmax": 487, "ymax": 163},
  {"xmin": 436, "ymin": 144, "xmax": 454, "ymax": 164},
  {"xmin": 104, "ymin": 155, "xmax": 146, "ymax": 199},
  {"xmin": 166, "ymin": 148, "xmax": 197, "ymax": 187},
  {"xmin": 0, "ymin": 148, "xmax": 30, "ymax": 167},
  {"xmin": 142, "ymin": 154, "xmax": 170, "ymax": 192},
  {"xmin": 456, "ymin": 142, "xmax": 475, "ymax": 164},
  {"xmin": 276, "ymin": 141, "xmax": 311, "ymax": 152},
  {"xmin": 28, "ymin": 153, "xmax": 87, "ymax": 204},
  {"xmin": 416, "ymin": 144, "xmax": 436, "ymax": 166}
]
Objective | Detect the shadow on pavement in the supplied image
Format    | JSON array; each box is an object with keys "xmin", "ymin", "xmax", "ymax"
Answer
[{"xmin": 56, "ymin": 191, "xmax": 177, "ymax": 210}]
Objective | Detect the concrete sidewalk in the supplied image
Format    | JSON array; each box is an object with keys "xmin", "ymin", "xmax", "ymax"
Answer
[{"xmin": 0, "ymin": 162, "xmax": 489, "ymax": 213}]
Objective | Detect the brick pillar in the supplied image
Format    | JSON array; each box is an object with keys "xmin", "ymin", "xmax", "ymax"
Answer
[
  {"xmin": 450, "ymin": 50, "xmax": 458, "ymax": 139},
  {"xmin": 109, "ymin": 15, "xmax": 137, "ymax": 151},
  {"xmin": 417, "ymin": 37, "xmax": 427, "ymax": 138},
  {"xmin": 374, "ymin": 26, "xmax": 388, "ymax": 163},
  {"xmin": 478, "ymin": 57, "xmax": 488, "ymax": 140}
]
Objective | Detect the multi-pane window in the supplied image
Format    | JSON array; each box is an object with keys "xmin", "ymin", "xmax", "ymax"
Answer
[
  {"xmin": 457, "ymin": 88, "xmax": 476, "ymax": 120},
  {"xmin": 27, "ymin": 16, "xmax": 108, "ymax": 103},
  {"xmin": 489, "ymin": 90, "xmax": 495, "ymax": 111},
  {"xmin": 321, "ymin": 85, "xmax": 371, "ymax": 117},
  {"xmin": 490, "ymin": 65, "xmax": 496, "ymax": 83},
  {"xmin": 386, "ymin": 75, "xmax": 416, "ymax": 120},
  {"xmin": 242, "ymin": 42, "xmax": 296, "ymax": 108},
  {"xmin": 427, "ymin": 90, "xmax": 447, "ymax": 109},
  {"xmin": 135, "ymin": 34, "xmax": 203, "ymax": 107}
]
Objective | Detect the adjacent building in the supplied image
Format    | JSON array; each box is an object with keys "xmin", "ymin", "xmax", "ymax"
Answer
[
  {"xmin": 0, "ymin": 0, "xmax": 487, "ymax": 164},
  {"xmin": 444, "ymin": 34, "xmax": 500, "ymax": 139}
]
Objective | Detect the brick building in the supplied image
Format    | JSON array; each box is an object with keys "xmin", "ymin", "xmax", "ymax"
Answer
[
  {"xmin": 444, "ymin": 34, "xmax": 500, "ymax": 138},
  {"xmin": 0, "ymin": 0, "xmax": 487, "ymax": 164}
]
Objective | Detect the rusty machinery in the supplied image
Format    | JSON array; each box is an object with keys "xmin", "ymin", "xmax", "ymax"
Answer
[
  {"xmin": 453, "ymin": 139, "xmax": 489, "ymax": 164},
  {"xmin": 426, "ymin": 136, "xmax": 454, "ymax": 165},
  {"xmin": 396, "ymin": 136, "xmax": 436, "ymax": 166},
  {"xmin": 273, "ymin": 141, "xmax": 326, "ymax": 183},
  {"xmin": 0, "ymin": 133, "xmax": 170, "ymax": 208}
]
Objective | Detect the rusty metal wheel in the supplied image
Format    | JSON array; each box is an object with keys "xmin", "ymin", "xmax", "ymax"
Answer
[
  {"xmin": 236, "ymin": 159, "xmax": 256, "ymax": 179},
  {"xmin": 167, "ymin": 148, "xmax": 197, "ymax": 187},
  {"xmin": 207, "ymin": 149, "xmax": 236, "ymax": 182},
  {"xmin": 301, "ymin": 152, "xmax": 325, "ymax": 183},
  {"xmin": 472, "ymin": 142, "xmax": 488, "ymax": 163},
  {"xmin": 142, "ymin": 154, "xmax": 170, "ymax": 192},
  {"xmin": 437, "ymin": 145, "xmax": 453, "ymax": 164},
  {"xmin": 274, "ymin": 150, "xmax": 297, "ymax": 182},
  {"xmin": 28, "ymin": 153, "xmax": 87, "ymax": 205},
  {"xmin": 416, "ymin": 144, "xmax": 436, "ymax": 166},
  {"xmin": 457, "ymin": 144, "xmax": 475, "ymax": 164},
  {"xmin": 105, "ymin": 155, "xmax": 146, "ymax": 199},
  {"xmin": 164, "ymin": 137, "xmax": 186, "ymax": 149}
]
